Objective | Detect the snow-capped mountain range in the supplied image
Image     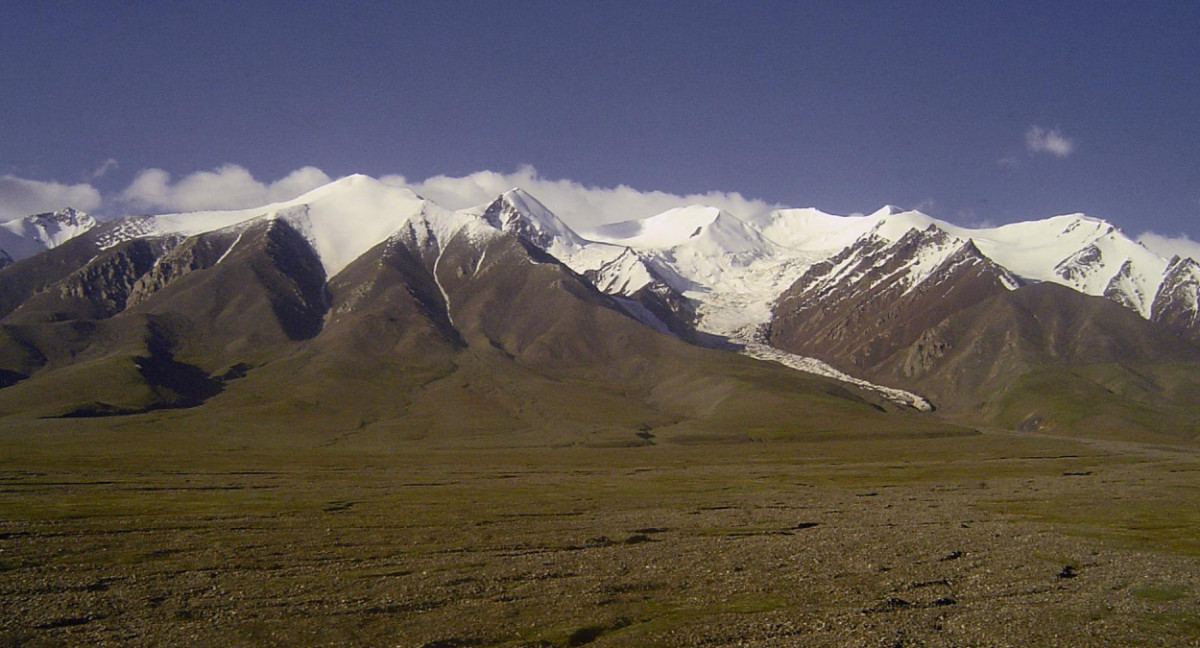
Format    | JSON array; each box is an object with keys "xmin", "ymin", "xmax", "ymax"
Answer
[
  {"xmin": 4, "ymin": 174, "xmax": 1199, "ymax": 411},
  {"xmin": 475, "ymin": 182, "xmax": 1199, "ymax": 349}
]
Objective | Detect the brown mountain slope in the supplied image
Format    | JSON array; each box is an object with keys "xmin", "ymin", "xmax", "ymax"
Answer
[
  {"xmin": 1151, "ymin": 256, "xmax": 1200, "ymax": 345},
  {"xmin": 0, "ymin": 219, "xmax": 329, "ymax": 417},
  {"xmin": 0, "ymin": 232, "xmax": 105, "ymax": 320},
  {"xmin": 766, "ymin": 224, "xmax": 1200, "ymax": 440},
  {"xmin": 119, "ymin": 220, "xmax": 329, "ymax": 368},
  {"xmin": 0, "ymin": 218, "xmax": 963, "ymax": 443},
  {"xmin": 769, "ymin": 227, "xmax": 1018, "ymax": 374},
  {"xmin": 880, "ymin": 283, "xmax": 1200, "ymax": 441},
  {"xmin": 217, "ymin": 224, "xmax": 949, "ymax": 444}
]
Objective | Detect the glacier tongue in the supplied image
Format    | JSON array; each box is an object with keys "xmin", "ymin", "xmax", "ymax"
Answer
[{"xmin": 742, "ymin": 342, "xmax": 933, "ymax": 412}]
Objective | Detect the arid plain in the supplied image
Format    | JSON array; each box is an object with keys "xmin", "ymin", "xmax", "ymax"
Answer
[{"xmin": 2, "ymin": 417, "xmax": 1197, "ymax": 648}]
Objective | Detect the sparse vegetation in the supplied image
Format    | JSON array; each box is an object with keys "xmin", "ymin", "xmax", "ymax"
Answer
[
  {"xmin": 1, "ymin": 419, "xmax": 1197, "ymax": 647},
  {"xmin": 1132, "ymin": 584, "xmax": 1189, "ymax": 602}
]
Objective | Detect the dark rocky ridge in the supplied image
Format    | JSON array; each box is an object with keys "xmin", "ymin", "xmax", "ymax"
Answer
[{"xmin": 1151, "ymin": 256, "xmax": 1200, "ymax": 344}]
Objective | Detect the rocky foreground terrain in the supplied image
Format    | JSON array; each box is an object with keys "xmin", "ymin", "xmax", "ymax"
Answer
[{"xmin": 2, "ymin": 426, "xmax": 1197, "ymax": 647}]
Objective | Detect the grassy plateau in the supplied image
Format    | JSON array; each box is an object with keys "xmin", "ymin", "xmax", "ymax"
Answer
[{"xmin": 1, "ymin": 413, "xmax": 1198, "ymax": 647}]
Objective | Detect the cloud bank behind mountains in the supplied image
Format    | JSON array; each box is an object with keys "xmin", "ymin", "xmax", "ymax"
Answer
[
  {"xmin": 1137, "ymin": 231, "xmax": 1200, "ymax": 263},
  {"xmin": 119, "ymin": 165, "xmax": 333, "ymax": 213},
  {"xmin": 4, "ymin": 163, "xmax": 1199, "ymax": 266},
  {"xmin": 0, "ymin": 176, "xmax": 103, "ymax": 222},
  {"xmin": 0, "ymin": 164, "xmax": 778, "ymax": 231},
  {"xmin": 380, "ymin": 165, "xmax": 782, "ymax": 230}
]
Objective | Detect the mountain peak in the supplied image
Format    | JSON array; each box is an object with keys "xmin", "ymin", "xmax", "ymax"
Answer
[
  {"xmin": 333, "ymin": 173, "xmax": 374, "ymax": 185},
  {"xmin": 601, "ymin": 205, "xmax": 731, "ymax": 248},
  {"xmin": 18, "ymin": 207, "xmax": 96, "ymax": 228},
  {"xmin": 292, "ymin": 173, "xmax": 419, "ymax": 205},
  {"xmin": 868, "ymin": 209, "xmax": 939, "ymax": 242},
  {"xmin": 0, "ymin": 207, "xmax": 98, "ymax": 264},
  {"xmin": 870, "ymin": 204, "xmax": 907, "ymax": 218},
  {"xmin": 497, "ymin": 188, "xmax": 567, "ymax": 228},
  {"xmin": 1053, "ymin": 212, "xmax": 1116, "ymax": 237},
  {"xmin": 484, "ymin": 189, "xmax": 583, "ymax": 250},
  {"xmin": 501, "ymin": 186, "xmax": 536, "ymax": 202},
  {"xmin": 605, "ymin": 205, "xmax": 780, "ymax": 263},
  {"xmin": 36, "ymin": 206, "xmax": 92, "ymax": 223}
]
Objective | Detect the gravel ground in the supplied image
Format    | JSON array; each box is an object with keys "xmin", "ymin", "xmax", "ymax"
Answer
[{"xmin": 1, "ymin": 432, "xmax": 1198, "ymax": 647}]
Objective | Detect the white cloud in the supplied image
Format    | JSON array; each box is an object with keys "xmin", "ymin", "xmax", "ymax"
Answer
[
  {"xmin": 381, "ymin": 165, "xmax": 782, "ymax": 230},
  {"xmin": 119, "ymin": 164, "xmax": 332, "ymax": 212},
  {"xmin": 913, "ymin": 198, "xmax": 937, "ymax": 213},
  {"xmin": 1137, "ymin": 231, "xmax": 1200, "ymax": 262},
  {"xmin": 1025, "ymin": 126, "xmax": 1075, "ymax": 157},
  {"xmin": 90, "ymin": 158, "xmax": 119, "ymax": 179},
  {"xmin": 105, "ymin": 163, "xmax": 780, "ymax": 229},
  {"xmin": 0, "ymin": 175, "xmax": 103, "ymax": 222},
  {"xmin": 957, "ymin": 209, "xmax": 994, "ymax": 229}
]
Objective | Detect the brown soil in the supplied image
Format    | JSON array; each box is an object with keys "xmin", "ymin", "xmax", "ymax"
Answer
[{"xmin": 1, "ymin": 430, "xmax": 1198, "ymax": 647}]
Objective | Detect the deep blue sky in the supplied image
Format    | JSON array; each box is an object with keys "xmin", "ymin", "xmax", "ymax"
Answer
[{"xmin": 3, "ymin": 1, "xmax": 1199, "ymax": 235}]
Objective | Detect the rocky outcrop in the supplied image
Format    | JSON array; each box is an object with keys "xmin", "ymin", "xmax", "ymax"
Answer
[
  {"xmin": 1150, "ymin": 256, "xmax": 1200, "ymax": 343},
  {"xmin": 44, "ymin": 239, "xmax": 165, "ymax": 319},
  {"xmin": 769, "ymin": 226, "xmax": 1017, "ymax": 374},
  {"xmin": 126, "ymin": 234, "xmax": 234, "ymax": 308}
]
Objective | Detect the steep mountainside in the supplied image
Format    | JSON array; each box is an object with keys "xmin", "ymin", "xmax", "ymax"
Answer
[
  {"xmin": 769, "ymin": 226, "xmax": 1020, "ymax": 373},
  {"xmin": 887, "ymin": 283, "xmax": 1200, "ymax": 438},
  {"xmin": 763, "ymin": 219, "xmax": 1200, "ymax": 438},
  {"xmin": 1151, "ymin": 256, "xmax": 1200, "ymax": 344},
  {"xmin": 0, "ymin": 177, "xmax": 948, "ymax": 444},
  {"xmin": 479, "ymin": 193, "xmax": 709, "ymax": 342},
  {"xmin": 751, "ymin": 207, "xmax": 1197, "ymax": 330},
  {"xmin": 3, "ymin": 174, "xmax": 1200, "ymax": 441}
]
